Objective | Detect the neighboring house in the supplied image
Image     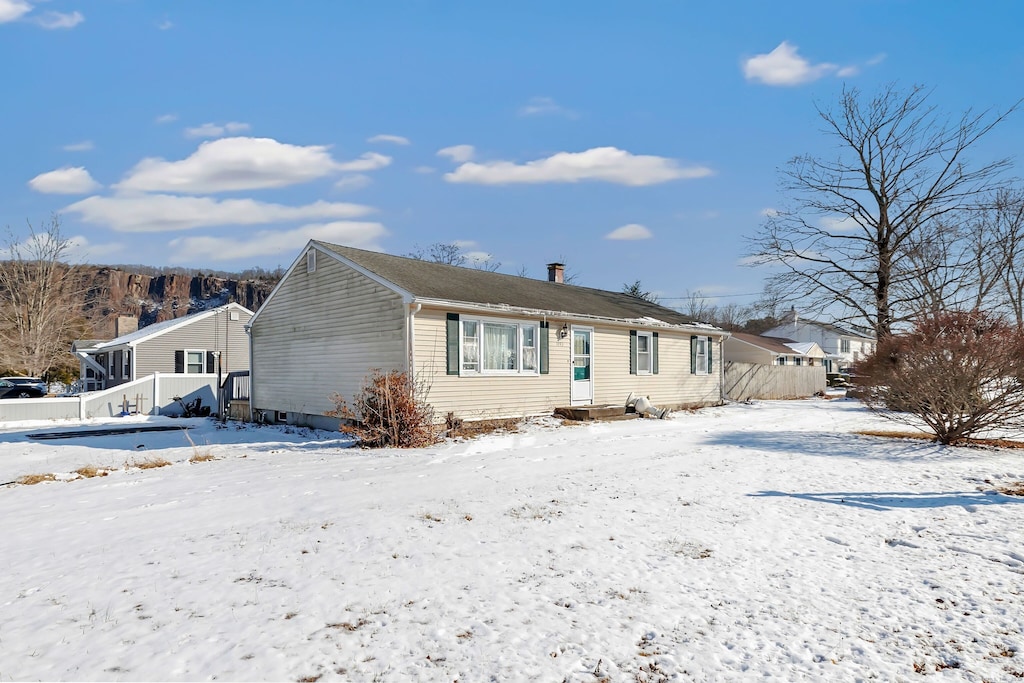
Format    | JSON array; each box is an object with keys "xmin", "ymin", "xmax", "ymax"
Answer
[
  {"xmin": 72, "ymin": 303, "xmax": 253, "ymax": 391},
  {"xmin": 763, "ymin": 309, "xmax": 876, "ymax": 373},
  {"xmin": 723, "ymin": 332, "xmax": 826, "ymax": 367},
  {"xmin": 248, "ymin": 240, "xmax": 729, "ymax": 428}
]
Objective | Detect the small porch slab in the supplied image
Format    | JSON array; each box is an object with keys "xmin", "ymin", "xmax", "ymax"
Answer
[{"xmin": 554, "ymin": 405, "xmax": 637, "ymax": 422}]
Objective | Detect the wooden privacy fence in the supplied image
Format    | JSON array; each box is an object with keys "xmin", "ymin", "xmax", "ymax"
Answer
[
  {"xmin": 0, "ymin": 373, "xmax": 220, "ymax": 423},
  {"xmin": 724, "ymin": 361, "xmax": 826, "ymax": 401}
]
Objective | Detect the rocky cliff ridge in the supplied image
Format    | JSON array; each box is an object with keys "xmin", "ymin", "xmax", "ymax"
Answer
[{"xmin": 81, "ymin": 266, "xmax": 278, "ymax": 338}]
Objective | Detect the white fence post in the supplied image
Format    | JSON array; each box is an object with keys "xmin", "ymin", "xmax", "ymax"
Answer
[
  {"xmin": 79, "ymin": 393, "xmax": 85, "ymax": 420},
  {"xmin": 153, "ymin": 372, "xmax": 160, "ymax": 415}
]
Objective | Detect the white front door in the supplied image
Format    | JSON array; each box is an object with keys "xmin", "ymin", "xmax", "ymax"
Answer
[{"xmin": 571, "ymin": 326, "xmax": 593, "ymax": 404}]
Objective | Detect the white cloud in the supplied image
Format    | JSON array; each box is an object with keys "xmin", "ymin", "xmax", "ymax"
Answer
[
  {"xmin": 464, "ymin": 250, "xmax": 495, "ymax": 265},
  {"xmin": 184, "ymin": 121, "xmax": 252, "ymax": 139},
  {"xmin": 743, "ymin": 41, "xmax": 839, "ymax": 86},
  {"xmin": 821, "ymin": 215, "xmax": 860, "ymax": 233},
  {"xmin": 334, "ymin": 174, "xmax": 372, "ymax": 191},
  {"xmin": 64, "ymin": 194, "xmax": 373, "ymax": 233},
  {"xmin": 64, "ymin": 235, "xmax": 124, "ymax": 263},
  {"xmin": 114, "ymin": 137, "xmax": 345, "ymax": 194},
  {"xmin": 28, "ymin": 166, "xmax": 101, "ymax": 194},
  {"xmin": 157, "ymin": 18, "xmax": 173, "ymax": 30},
  {"xmin": 367, "ymin": 134, "xmax": 410, "ymax": 145},
  {"xmin": 445, "ymin": 147, "xmax": 712, "ymax": 186},
  {"xmin": 518, "ymin": 96, "xmax": 578, "ymax": 119},
  {"xmin": 760, "ymin": 207, "xmax": 780, "ymax": 217},
  {"xmin": 335, "ymin": 152, "xmax": 391, "ymax": 172},
  {"xmin": 0, "ymin": 0, "xmax": 31, "ymax": 23},
  {"xmin": 34, "ymin": 10, "xmax": 83, "ymax": 29},
  {"xmin": 452, "ymin": 240, "xmax": 477, "ymax": 249},
  {"xmin": 63, "ymin": 140, "xmax": 94, "ymax": 152},
  {"xmin": 154, "ymin": 113, "xmax": 178, "ymax": 124},
  {"xmin": 605, "ymin": 223, "xmax": 653, "ymax": 240},
  {"xmin": 437, "ymin": 145, "xmax": 475, "ymax": 163},
  {"xmin": 168, "ymin": 221, "xmax": 387, "ymax": 262}
]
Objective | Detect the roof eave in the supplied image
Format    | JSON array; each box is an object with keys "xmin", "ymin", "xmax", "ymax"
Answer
[{"xmin": 413, "ymin": 297, "xmax": 728, "ymax": 336}]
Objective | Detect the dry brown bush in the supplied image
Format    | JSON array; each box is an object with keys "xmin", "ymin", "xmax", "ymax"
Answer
[
  {"xmin": 327, "ymin": 369, "xmax": 437, "ymax": 448},
  {"xmin": 858, "ymin": 310, "xmax": 1024, "ymax": 445},
  {"xmin": 130, "ymin": 457, "xmax": 172, "ymax": 470},
  {"xmin": 74, "ymin": 466, "xmax": 109, "ymax": 478}
]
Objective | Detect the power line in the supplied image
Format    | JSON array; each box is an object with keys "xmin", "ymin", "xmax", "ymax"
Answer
[{"xmin": 659, "ymin": 292, "xmax": 762, "ymax": 301}]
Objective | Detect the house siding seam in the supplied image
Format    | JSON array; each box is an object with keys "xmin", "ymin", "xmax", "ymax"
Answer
[{"xmin": 250, "ymin": 253, "xmax": 406, "ymax": 420}]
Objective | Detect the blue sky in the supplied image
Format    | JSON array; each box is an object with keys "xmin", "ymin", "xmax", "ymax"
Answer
[{"xmin": 3, "ymin": 1, "xmax": 1023, "ymax": 308}]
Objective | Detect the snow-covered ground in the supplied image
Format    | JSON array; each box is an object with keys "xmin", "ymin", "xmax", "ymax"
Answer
[{"xmin": 2, "ymin": 398, "xmax": 1023, "ymax": 682}]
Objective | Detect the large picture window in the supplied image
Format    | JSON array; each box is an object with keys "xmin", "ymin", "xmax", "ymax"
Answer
[{"xmin": 460, "ymin": 317, "xmax": 539, "ymax": 375}]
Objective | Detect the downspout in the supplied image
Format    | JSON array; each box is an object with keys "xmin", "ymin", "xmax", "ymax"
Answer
[
  {"xmin": 718, "ymin": 332, "xmax": 730, "ymax": 405},
  {"xmin": 245, "ymin": 323, "xmax": 254, "ymax": 422}
]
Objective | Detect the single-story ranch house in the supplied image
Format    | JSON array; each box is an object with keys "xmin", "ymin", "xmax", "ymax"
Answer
[{"xmin": 247, "ymin": 241, "xmax": 729, "ymax": 428}]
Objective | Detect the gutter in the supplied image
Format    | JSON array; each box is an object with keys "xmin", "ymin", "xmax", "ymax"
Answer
[
  {"xmin": 407, "ymin": 302, "xmax": 421, "ymax": 378},
  {"xmin": 412, "ymin": 297, "xmax": 728, "ymax": 338}
]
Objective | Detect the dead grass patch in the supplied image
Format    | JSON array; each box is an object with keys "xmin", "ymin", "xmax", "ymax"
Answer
[
  {"xmin": 446, "ymin": 416, "xmax": 520, "ymax": 439},
  {"xmin": 74, "ymin": 466, "xmax": 109, "ymax": 479},
  {"xmin": 995, "ymin": 482, "xmax": 1024, "ymax": 497},
  {"xmin": 327, "ymin": 618, "xmax": 368, "ymax": 632},
  {"xmin": 189, "ymin": 453, "xmax": 217, "ymax": 463},
  {"xmin": 17, "ymin": 473, "xmax": 56, "ymax": 485},
  {"xmin": 129, "ymin": 457, "xmax": 172, "ymax": 470}
]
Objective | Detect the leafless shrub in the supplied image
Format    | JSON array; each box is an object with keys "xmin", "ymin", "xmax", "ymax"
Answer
[
  {"xmin": 129, "ymin": 457, "xmax": 172, "ymax": 470},
  {"xmin": 327, "ymin": 369, "xmax": 438, "ymax": 448},
  {"xmin": 858, "ymin": 310, "xmax": 1024, "ymax": 444},
  {"xmin": 74, "ymin": 466, "xmax": 109, "ymax": 478}
]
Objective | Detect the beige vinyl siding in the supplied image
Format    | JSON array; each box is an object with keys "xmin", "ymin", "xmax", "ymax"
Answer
[
  {"xmin": 591, "ymin": 328, "xmax": 722, "ymax": 409},
  {"xmin": 722, "ymin": 338, "xmax": 774, "ymax": 365},
  {"xmin": 413, "ymin": 307, "xmax": 571, "ymax": 420},
  {"xmin": 414, "ymin": 308, "xmax": 723, "ymax": 420},
  {"xmin": 251, "ymin": 253, "xmax": 406, "ymax": 419},
  {"xmin": 135, "ymin": 308, "xmax": 253, "ymax": 378}
]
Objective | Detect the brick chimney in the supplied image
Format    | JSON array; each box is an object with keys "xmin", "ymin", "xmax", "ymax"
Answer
[
  {"xmin": 115, "ymin": 316, "xmax": 139, "ymax": 337},
  {"xmin": 547, "ymin": 262, "xmax": 565, "ymax": 283}
]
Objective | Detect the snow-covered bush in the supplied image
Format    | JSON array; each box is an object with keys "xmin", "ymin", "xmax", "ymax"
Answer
[
  {"xmin": 327, "ymin": 369, "xmax": 438, "ymax": 448},
  {"xmin": 857, "ymin": 310, "xmax": 1024, "ymax": 444}
]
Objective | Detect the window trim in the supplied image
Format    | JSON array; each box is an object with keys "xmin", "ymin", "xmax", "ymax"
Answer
[
  {"xmin": 306, "ymin": 249, "xmax": 316, "ymax": 273},
  {"xmin": 692, "ymin": 336, "xmax": 711, "ymax": 375},
  {"xmin": 635, "ymin": 331, "xmax": 653, "ymax": 375},
  {"xmin": 458, "ymin": 315, "xmax": 540, "ymax": 376},
  {"xmin": 840, "ymin": 338, "xmax": 851, "ymax": 354},
  {"xmin": 183, "ymin": 348, "xmax": 206, "ymax": 375}
]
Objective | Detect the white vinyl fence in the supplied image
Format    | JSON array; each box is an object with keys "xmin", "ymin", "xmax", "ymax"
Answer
[
  {"xmin": 724, "ymin": 361, "xmax": 827, "ymax": 401},
  {"xmin": 0, "ymin": 373, "xmax": 220, "ymax": 423}
]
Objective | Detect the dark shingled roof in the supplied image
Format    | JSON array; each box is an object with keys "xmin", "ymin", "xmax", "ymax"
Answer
[{"xmin": 315, "ymin": 241, "xmax": 713, "ymax": 329}]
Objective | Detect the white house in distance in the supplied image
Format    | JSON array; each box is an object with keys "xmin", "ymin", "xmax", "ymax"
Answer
[
  {"xmin": 763, "ymin": 309, "xmax": 875, "ymax": 373},
  {"xmin": 247, "ymin": 240, "xmax": 729, "ymax": 428},
  {"xmin": 72, "ymin": 302, "xmax": 253, "ymax": 391}
]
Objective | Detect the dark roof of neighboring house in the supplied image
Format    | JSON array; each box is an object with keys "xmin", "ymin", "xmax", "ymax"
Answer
[
  {"xmin": 800, "ymin": 318, "xmax": 874, "ymax": 339},
  {"xmin": 729, "ymin": 331, "xmax": 797, "ymax": 355},
  {"xmin": 315, "ymin": 241, "xmax": 719, "ymax": 330}
]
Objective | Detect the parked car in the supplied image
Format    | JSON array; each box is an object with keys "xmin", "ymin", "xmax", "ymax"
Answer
[{"xmin": 0, "ymin": 377, "xmax": 47, "ymax": 399}]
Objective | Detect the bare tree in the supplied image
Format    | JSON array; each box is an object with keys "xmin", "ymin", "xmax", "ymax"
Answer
[
  {"xmin": 621, "ymin": 280, "xmax": 659, "ymax": 303},
  {"xmin": 406, "ymin": 242, "xmax": 467, "ymax": 266},
  {"xmin": 0, "ymin": 216, "xmax": 87, "ymax": 378},
  {"xmin": 981, "ymin": 189, "xmax": 1024, "ymax": 328},
  {"xmin": 748, "ymin": 84, "xmax": 1017, "ymax": 338},
  {"xmin": 858, "ymin": 310, "xmax": 1024, "ymax": 444},
  {"xmin": 678, "ymin": 290, "xmax": 713, "ymax": 322}
]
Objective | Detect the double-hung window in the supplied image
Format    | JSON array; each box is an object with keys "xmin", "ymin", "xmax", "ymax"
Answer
[
  {"xmin": 636, "ymin": 332, "xmax": 652, "ymax": 374},
  {"xmin": 691, "ymin": 336, "xmax": 712, "ymax": 375},
  {"xmin": 185, "ymin": 349, "xmax": 205, "ymax": 374},
  {"xmin": 840, "ymin": 338, "xmax": 851, "ymax": 353},
  {"xmin": 460, "ymin": 317, "xmax": 539, "ymax": 375}
]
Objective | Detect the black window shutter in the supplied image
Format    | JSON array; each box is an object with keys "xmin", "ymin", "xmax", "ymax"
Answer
[
  {"xmin": 690, "ymin": 335, "xmax": 697, "ymax": 374},
  {"xmin": 446, "ymin": 313, "xmax": 460, "ymax": 375},
  {"xmin": 707, "ymin": 336, "xmax": 713, "ymax": 374},
  {"xmin": 113, "ymin": 350, "xmax": 123, "ymax": 378},
  {"xmin": 207, "ymin": 351, "xmax": 216, "ymax": 373},
  {"xmin": 629, "ymin": 330, "xmax": 637, "ymax": 375},
  {"xmin": 540, "ymin": 321, "xmax": 550, "ymax": 374},
  {"xmin": 174, "ymin": 350, "xmax": 184, "ymax": 373},
  {"xmin": 652, "ymin": 332, "xmax": 659, "ymax": 374}
]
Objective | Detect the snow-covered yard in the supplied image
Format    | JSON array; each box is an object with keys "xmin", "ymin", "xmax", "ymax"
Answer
[{"xmin": 2, "ymin": 398, "xmax": 1023, "ymax": 682}]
